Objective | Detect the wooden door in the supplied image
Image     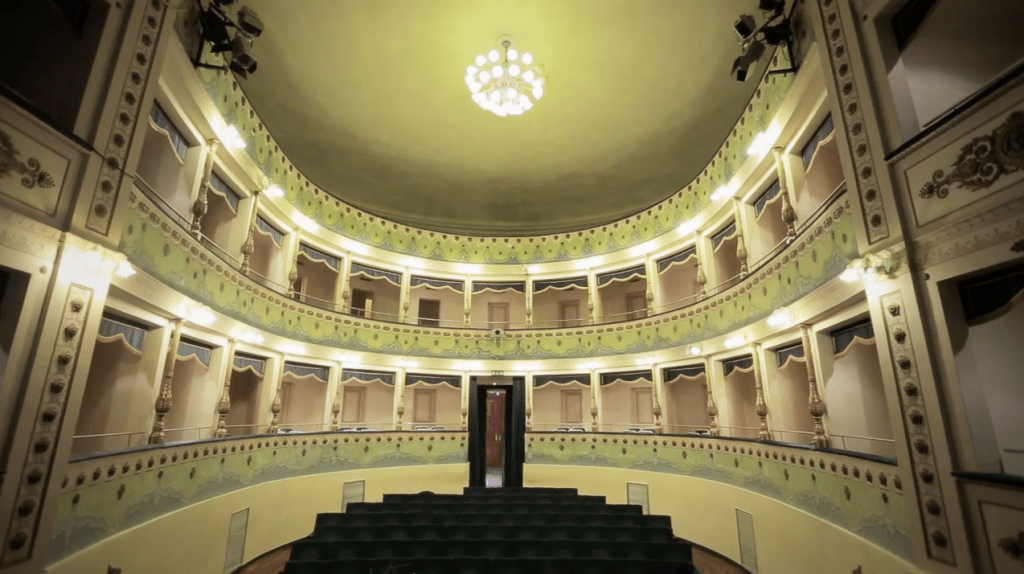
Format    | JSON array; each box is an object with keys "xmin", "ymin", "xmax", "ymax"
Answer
[
  {"xmin": 341, "ymin": 387, "xmax": 364, "ymax": 423},
  {"xmin": 632, "ymin": 387, "xmax": 653, "ymax": 424},
  {"xmin": 561, "ymin": 390, "xmax": 583, "ymax": 424},
  {"xmin": 418, "ymin": 298, "xmax": 440, "ymax": 327},
  {"xmin": 626, "ymin": 291, "xmax": 647, "ymax": 320},
  {"xmin": 351, "ymin": 289, "xmax": 371, "ymax": 317},
  {"xmin": 413, "ymin": 388, "xmax": 436, "ymax": 422},
  {"xmin": 488, "ymin": 303, "xmax": 510, "ymax": 330},
  {"xmin": 559, "ymin": 300, "xmax": 580, "ymax": 327},
  {"xmin": 485, "ymin": 390, "xmax": 506, "ymax": 468}
]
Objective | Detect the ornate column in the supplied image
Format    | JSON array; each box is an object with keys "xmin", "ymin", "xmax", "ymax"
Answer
[
  {"xmin": 800, "ymin": 324, "xmax": 828, "ymax": 447},
  {"xmin": 190, "ymin": 139, "xmax": 220, "ymax": 238},
  {"xmin": 215, "ymin": 339, "xmax": 237, "ymax": 438},
  {"xmin": 394, "ymin": 367, "xmax": 406, "ymax": 430},
  {"xmin": 704, "ymin": 356, "xmax": 719, "ymax": 436},
  {"xmin": 772, "ymin": 146, "xmax": 798, "ymax": 241},
  {"xmin": 586, "ymin": 270, "xmax": 601, "ymax": 324},
  {"xmin": 268, "ymin": 356, "xmax": 285, "ymax": 433},
  {"xmin": 330, "ymin": 362, "xmax": 343, "ymax": 428},
  {"xmin": 524, "ymin": 277, "xmax": 534, "ymax": 328},
  {"xmin": 148, "ymin": 318, "xmax": 183, "ymax": 444},
  {"xmin": 239, "ymin": 189, "xmax": 261, "ymax": 275},
  {"xmin": 338, "ymin": 255, "xmax": 351, "ymax": 314},
  {"xmin": 460, "ymin": 372, "xmax": 470, "ymax": 430},
  {"xmin": 463, "ymin": 279, "xmax": 472, "ymax": 327},
  {"xmin": 752, "ymin": 343, "xmax": 770, "ymax": 440},
  {"xmin": 694, "ymin": 236, "xmax": 709, "ymax": 300},
  {"xmin": 525, "ymin": 371, "xmax": 533, "ymax": 431},
  {"xmin": 590, "ymin": 368, "xmax": 600, "ymax": 431},
  {"xmin": 644, "ymin": 256, "xmax": 657, "ymax": 316},
  {"xmin": 733, "ymin": 198, "xmax": 749, "ymax": 277},
  {"xmin": 651, "ymin": 364, "xmax": 664, "ymax": 433},
  {"xmin": 399, "ymin": 268, "xmax": 412, "ymax": 323}
]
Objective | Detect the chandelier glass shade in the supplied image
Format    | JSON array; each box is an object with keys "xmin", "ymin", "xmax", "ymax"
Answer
[{"xmin": 466, "ymin": 36, "xmax": 545, "ymax": 116}]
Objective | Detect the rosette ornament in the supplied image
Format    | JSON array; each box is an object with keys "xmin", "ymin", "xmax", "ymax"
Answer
[{"xmin": 465, "ymin": 35, "xmax": 545, "ymax": 117}]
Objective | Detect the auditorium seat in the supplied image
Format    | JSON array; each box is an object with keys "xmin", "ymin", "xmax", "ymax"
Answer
[{"xmin": 284, "ymin": 487, "xmax": 694, "ymax": 574}]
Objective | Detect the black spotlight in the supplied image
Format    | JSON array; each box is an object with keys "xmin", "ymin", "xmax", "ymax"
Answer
[
  {"xmin": 762, "ymin": 20, "xmax": 792, "ymax": 46},
  {"xmin": 236, "ymin": 6, "xmax": 264, "ymax": 37},
  {"xmin": 198, "ymin": 7, "xmax": 232, "ymax": 53},
  {"xmin": 732, "ymin": 40, "xmax": 766, "ymax": 82},
  {"xmin": 229, "ymin": 33, "xmax": 258, "ymax": 79},
  {"xmin": 733, "ymin": 14, "xmax": 757, "ymax": 40},
  {"xmin": 758, "ymin": 0, "xmax": 786, "ymax": 15}
]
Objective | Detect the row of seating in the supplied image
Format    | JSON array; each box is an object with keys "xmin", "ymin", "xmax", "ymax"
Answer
[
  {"xmin": 314, "ymin": 511, "xmax": 667, "ymax": 529},
  {"xmin": 284, "ymin": 487, "xmax": 695, "ymax": 574},
  {"xmin": 290, "ymin": 539, "xmax": 692, "ymax": 561},
  {"xmin": 305, "ymin": 523, "xmax": 674, "ymax": 543},
  {"xmin": 282, "ymin": 556, "xmax": 692, "ymax": 574}
]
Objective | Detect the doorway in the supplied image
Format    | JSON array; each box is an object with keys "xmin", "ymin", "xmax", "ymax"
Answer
[
  {"xmin": 559, "ymin": 300, "xmax": 581, "ymax": 327},
  {"xmin": 418, "ymin": 298, "xmax": 440, "ymax": 327},
  {"xmin": 468, "ymin": 377, "xmax": 525, "ymax": 488}
]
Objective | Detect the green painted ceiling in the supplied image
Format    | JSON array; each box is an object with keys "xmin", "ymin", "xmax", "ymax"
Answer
[{"xmin": 239, "ymin": 0, "xmax": 763, "ymax": 236}]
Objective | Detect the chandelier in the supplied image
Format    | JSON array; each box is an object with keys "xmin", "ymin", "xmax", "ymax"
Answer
[{"xmin": 465, "ymin": 35, "xmax": 545, "ymax": 116}]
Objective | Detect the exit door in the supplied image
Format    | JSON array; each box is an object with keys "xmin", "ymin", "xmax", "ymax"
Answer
[{"xmin": 468, "ymin": 377, "xmax": 525, "ymax": 488}]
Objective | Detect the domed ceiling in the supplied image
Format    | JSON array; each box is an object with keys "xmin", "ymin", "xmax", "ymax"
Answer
[{"xmin": 239, "ymin": 0, "xmax": 765, "ymax": 236}]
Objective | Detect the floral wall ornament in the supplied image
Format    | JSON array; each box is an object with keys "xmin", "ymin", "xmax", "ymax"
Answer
[
  {"xmin": 0, "ymin": 129, "xmax": 55, "ymax": 189},
  {"xmin": 919, "ymin": 111, "xmax": 1024, "ymax": 199}
]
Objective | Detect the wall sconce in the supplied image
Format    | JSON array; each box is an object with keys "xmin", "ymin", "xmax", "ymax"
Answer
[
  {"xmin": 237, "ymin": 331, "xmax": 264, "ymax": 345},
  {"xmin": 841, "ymin": 249, "xmax": 896, "ymax": 282},
  {"xmin": 183, "ymin": 302, "xmax": 216, "ymax": 326},
  {"xmin": 687, "ymin": 344, "xmax": 702, "ymax": 356},
  {"xmin": 724, "ymin": 334, "xmax": 746, "ymax": 349},
  {"xmin": 280, "ymin": 343, "xmax": 306, "ymax": 355},
  {"xmin": 114, "ymin": 260, "xmax": 136, "ymax": 279},
  {"xmin": 766, "ymin": 307, "xmax": 793, "ymax": 327}
]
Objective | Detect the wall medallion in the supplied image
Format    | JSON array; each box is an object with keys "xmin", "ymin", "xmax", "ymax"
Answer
[{"xmin": 919, "ymin": 111, "xmax": 1024, "ymax": 200}]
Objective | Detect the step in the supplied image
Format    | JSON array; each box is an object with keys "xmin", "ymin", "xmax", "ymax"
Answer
[
  {"xmin": 305, "ymin": 523, "xmax": 675, "ymax": 544},
  {"xmin": 289, "ymin": 538, "xmax": 693, "ymax": 562},
  {"xmin": 282, "ymin": 556, "xmax": 694, "ymax": 574},
  {"xmin": 382, "ymin": 493, "xmax": 606, "ymax": 505},
  {"xmin": 314, "ymin": 511, "xmax": 672, "ymax": 530},
  {"xmin": 344, "ymin": 502, "xmax": 643, "ymax": 515},
  {"xmin": 462, "ymin": 487, "xmax": 579, "ymax": 496}
]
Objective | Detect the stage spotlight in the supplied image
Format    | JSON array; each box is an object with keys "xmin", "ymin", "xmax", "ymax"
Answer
[
  {"xmin": 229, "ymin": 33, "xmax": 258, "ymax": 78},
  {"xmin": 733, "ymin": 14, "xmax": 756, "ymax": 40},
  {"xmin": 732, "ymin": 40, "xmax": 765, "ymax": 82},
  {"xmin": 236, "ymin": 6, "xmax": 263, "ymax": 37},
  {"xmin": 758, "ymin": 0, "xmax": 785, "ymax": 15},
  {"xmin": 762, "ymin": 20, "xmax": 793, "ymax": 46},
  {"xmin": 199, "ymin": 8, "xmax": 232, "ymax": 53}
]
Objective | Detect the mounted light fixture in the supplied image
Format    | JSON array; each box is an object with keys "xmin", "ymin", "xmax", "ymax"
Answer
[
  {"xmin": 841, "ymin": 250, "xmax": 896, "ymax": 282},
  {"xmin": 264, "ymin": 184, "xmax": 285, "ymax": 198},
  {"xmin": 237, "ymin": 330, "xmax": 264, "ymax": 344},
  {"xmin": 214, "ymin": 123, "xmax": 246, "ymax": 149},
  {"xmin": 724, "ymin": 334, "xmax": 746, "ymax": 349},
  {"xmin": 466, "ymin": 35, "xmax": 545, "ymax": 117},
  {"xmin": 687, "ymin": 345, "xmax": 702, "ymax": 357},
  {"xmin": 191, "ymin": 0, "xmax": 264, "ymax": 80},
  {"xmin": 114, "ymin": 260, "xmax": 136, "ymax": 279},
  {"xmin": 280, "ymin": 342, "xmax": 306, "ymax": 355},
  {"xmin": 184, "ymin": 302, "xmax": 216, "ymax": 326},
  {"xmin": 729, "ymin": 1, "xmax": 798, "ymax": 82},
  {"xmin": 766, "ymin": 307, "xmax": 794, "ymax": 327},
  {"xmin": 293, "ymin": 213, "xmax": 318, "ymax": 232}
]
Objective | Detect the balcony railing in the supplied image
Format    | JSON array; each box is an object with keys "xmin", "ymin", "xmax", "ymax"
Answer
[{"xmin": 131, "ymin": 174, "xmax": 847, "ymax": 333}]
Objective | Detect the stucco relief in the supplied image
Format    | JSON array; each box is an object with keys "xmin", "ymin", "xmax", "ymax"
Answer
[
  {"xmin": 49, "ymin": 433, "xmax": 466, "ymax": 563},
  {"xmin": 119, "ymin": 191, "xmax": 858, "ymax": 360},
  {"xmin": 527, "ymin": 433, "xmax": 911, "ymax": 561},
  {"xmin": 0, "ymin": 122, "xmax": 66, "ymax": 215},
  {"xmin": 907, "ymin": 105, "xmax": 1024, "ymax": 228}
]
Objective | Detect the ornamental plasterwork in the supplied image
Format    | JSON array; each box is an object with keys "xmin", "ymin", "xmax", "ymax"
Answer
[
  {"xmin": 0, "ymin": 129, "xmax": 55, "ymax": 190},
  {"xmin": 880, "ymin": 291, "xmax": 955, "ymax": 565},
  {"xmin": 918, "ymin": 111, "xmax": 1024, "ymax": 200},
  {"xmin": 85, "ymin": 0, "xmax": 167, "ymax": 234},
  {"xmin": 122, "ymin": 189, "xmax": 856, "ymax": 360},
  {"xmin": 191, "ymin": 18, "xmax": 815, "ymax": 264},
  {"xmin": 817, "ymin": 0, "xmax": 889, "ymax": 245},
  {"xmin": 2, "ymin": 285, "xmax": 93, "ymax": 566},
  {"xmin": 909, "ymin": 195, "xmax": 1024, "ymax": 269}
]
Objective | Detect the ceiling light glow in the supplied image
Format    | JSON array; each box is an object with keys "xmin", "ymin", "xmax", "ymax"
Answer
[
  {"xmin": 264, "ymin": 184, "xmax": 284, "ymax": 198},
  {"xmin": 468, "ymin": 36, "xmax": 545, "ymax": 117},
  {"xmin": 724, "ymin": 334, "xmax": 746, "ymax": 349}
]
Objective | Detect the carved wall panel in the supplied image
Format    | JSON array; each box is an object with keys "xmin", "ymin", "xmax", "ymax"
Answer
[
  {"xmin": 1, "ymin": 285, "xmax": 93, "ymax": 566},
  {"xmin": 906, "ymin": 105, "xmax": 1024, "ymax": 227},
  {"xmin": 85, "ymin": 0, "xmax": 168, "ymax": 235},
  {"xmin": 0, "ymin": 121, "xmax": 67, "ymax": 216},
  {"xmin": 879, "ymin": 291, "xmax": 955, "ymax": 565},
  {"xmin": 816, "ymin": 0, "xmax": 890, "ymax": 245}
]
